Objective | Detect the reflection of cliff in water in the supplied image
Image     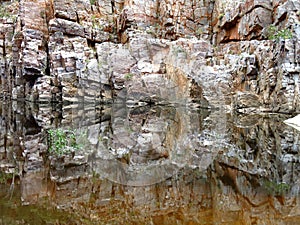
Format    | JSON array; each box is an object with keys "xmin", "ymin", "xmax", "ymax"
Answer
[{"xmin": 0, "ymin": 101, "xmax": 299, "ymax": 224}]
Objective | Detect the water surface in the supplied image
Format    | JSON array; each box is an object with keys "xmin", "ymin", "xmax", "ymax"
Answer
[{"xmin": 0, "ymin": 101, "xmax": 299, "ymax": 224}]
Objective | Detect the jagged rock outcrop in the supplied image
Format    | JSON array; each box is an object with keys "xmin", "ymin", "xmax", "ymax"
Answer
[{"xmin": 0, "ymin": 0, "xmax": 299, "ymax": 113}]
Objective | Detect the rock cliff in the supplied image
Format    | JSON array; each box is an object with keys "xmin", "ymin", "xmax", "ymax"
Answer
[
  {"xmin": 0, "ymin": 0, "xmax": 299, "ymax": 113},
  {"xmin": 1, "ymin": 1, "xmax": 300, "ymax": 223}
]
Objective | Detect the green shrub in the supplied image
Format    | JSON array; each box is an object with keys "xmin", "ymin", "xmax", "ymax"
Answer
[
  {"xmin": 125, "ymin": 73, "xmax": 134, "ymax": 80},
  {"xmin": 267, "ymin": 25, "xmax": 293, "ymax": 41},
  {"xmin": 276, "ymin": 28, "xmax": 293, "ymax": 40},
  {"xmin": 0, "ymin": 5, "xmax": 10, "ymax": 18},
  {"xmin": 90, "ymin": 0, "xmax": 96, "ymax": 5},
  {"xmin": 263, "ymin": 181, "xmax": 290, "ymax": 195}
]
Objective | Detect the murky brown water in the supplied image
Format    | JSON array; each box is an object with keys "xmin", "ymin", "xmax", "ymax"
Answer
[{"xmin": 0, "ymin": 101, "xmax": 299, "ymax": 225}]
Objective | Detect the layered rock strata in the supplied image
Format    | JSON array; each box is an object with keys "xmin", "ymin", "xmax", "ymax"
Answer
[{"xmin": 0, "ymin": 0, "xmax": 299, "ymax": 113}]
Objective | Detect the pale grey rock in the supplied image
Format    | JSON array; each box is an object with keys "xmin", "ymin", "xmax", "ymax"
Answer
[{"xmin": 49, "ymin": 18, "xmax": 86, "ymax": 38}]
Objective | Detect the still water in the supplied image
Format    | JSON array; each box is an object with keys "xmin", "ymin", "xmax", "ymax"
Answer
[{"xmin": 0, "ymin": 100, "xmax": 299, "ymax": 224}]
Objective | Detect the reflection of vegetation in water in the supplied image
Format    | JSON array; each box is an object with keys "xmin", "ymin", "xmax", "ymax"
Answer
[
  {"xmin": 47, "ymin": 128, "xmax": 80, "ymax": 155},
  {"xmin": 0, "ymin": 194, "xmax": 90, "ymax": 225},
  {"xmin": 0, "ymin": 172, "xmax": 13, "ymax": 184},
  {"xmin": 91, "ymin": 171, "xmax": 100, "ymax": 183},
  {"xmin": 263, "ymin": 180, "xmax": 290, "ymax": 196}
]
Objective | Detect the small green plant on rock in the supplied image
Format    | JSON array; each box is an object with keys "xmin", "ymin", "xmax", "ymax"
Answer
[
  {"xmin": 218, "ymin": 13, "xmax": 225, "ymax": 20},
  {"xmin": 276, "ymin": 28, "xmax": 293, "ymax": 40},
  {"xmin": 263, "ymin": 180, "xmax": 290, "ymax": 195},
  {"xmin": 90, "ymin": 0, "xmax": 96, "ymax": 5},
  {"xmin": 267, "ymin": 25, "xmax": 293, "ymax": 41},
  {"xmin": 267, "ymin": 25, "xmax": 277, "ymax": 39},
  {"xmin": 0, "ymin": 5, "xmax": 11, "ymax": 18},
  {"xmin": 125, "ymin": 73, "xmax": 134, "ymax": 80}
]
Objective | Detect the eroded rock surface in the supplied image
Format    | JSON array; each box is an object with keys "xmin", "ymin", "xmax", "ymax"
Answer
[
  {"xmin": 0, "ymin": 0, "xmax": 299, "ymax": 113},
  {"xmin": 0, "ymin": 1, "xmax": 300, "ymax": 223}
]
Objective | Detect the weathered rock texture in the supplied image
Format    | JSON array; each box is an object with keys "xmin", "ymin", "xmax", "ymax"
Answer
[
  {"xmin": 1, "ymin": 1, "xmax": 300, "ymax": 223},
  {"xmin": 0, "ymin": 0, "xmax": 299, "ymax": 113},
  {"xmin": 0, "ymin": 101, "xmax": 299, "ymax": 224}
]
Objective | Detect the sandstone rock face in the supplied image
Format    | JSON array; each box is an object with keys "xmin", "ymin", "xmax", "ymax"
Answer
[{"xmin": 1, "ymin": 0, "xmax": 299, "ymax": 113}]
